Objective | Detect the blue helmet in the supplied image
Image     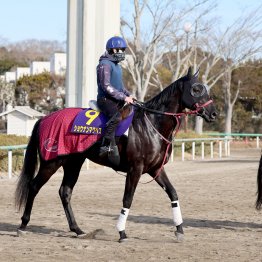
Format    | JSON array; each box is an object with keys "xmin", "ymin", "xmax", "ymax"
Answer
[{"xmin": 106, "ymin": 36, "xmax": 127, "ymax": 51}]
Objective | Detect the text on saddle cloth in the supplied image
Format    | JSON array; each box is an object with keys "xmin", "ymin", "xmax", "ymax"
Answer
[{"xmin": 71, "ymin": 107, "xmax": 134, "ymax": 136}]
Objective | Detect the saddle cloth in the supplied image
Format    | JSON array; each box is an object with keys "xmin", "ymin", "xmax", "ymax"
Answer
[{"xmin": 39, "ymin": 107, "xmax": 133, "ymax": 161}]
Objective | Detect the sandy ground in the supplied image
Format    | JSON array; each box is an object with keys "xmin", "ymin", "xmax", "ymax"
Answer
[{"xmin": 0, "ymin": 148, "xmax": 262, "ymax": 262}]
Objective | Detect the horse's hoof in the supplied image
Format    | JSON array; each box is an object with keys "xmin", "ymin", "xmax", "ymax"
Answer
[
  {"xmin": 118, "ymin": 230, "xmax": 128, "ymax": 243},
  {"xmin": 17, "ymin": 228, "xmax": 27, "ymax": 237},
  {"xmin": 77, "ymin": 233, "xmax": 87, "ymax": 239},
  {"xmin": 118, "ymin": 237, "xmax": 128, "ymax": 243},
  {"xmin": 175, "ymin": 231, "xmax": 184, "ymax": 242}
]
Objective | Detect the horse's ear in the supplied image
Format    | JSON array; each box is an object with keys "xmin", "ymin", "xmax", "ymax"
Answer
[
  {"xmin": 187, "ymin": 67, "xmax": 193, "ymax": 78},
  {"xmin": 193, "ymin": 68, "xmax": 200, "ymax": 78}
]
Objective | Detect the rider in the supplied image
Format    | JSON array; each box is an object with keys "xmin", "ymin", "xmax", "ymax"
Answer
[{"xmin": 97, "ymin": 36, "xmax": 134, "ymax": 157}]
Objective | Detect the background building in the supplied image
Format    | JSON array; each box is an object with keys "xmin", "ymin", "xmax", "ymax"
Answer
[{"xmin": 0, "ymin": 106, "xmax": 45, "ymax": 136}]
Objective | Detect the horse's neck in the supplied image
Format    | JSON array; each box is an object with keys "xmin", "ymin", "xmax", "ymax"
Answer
[
  {"xmin": 132, "ymin": 102, "xmax": 180, "ymax": 144},
  {"xmin": 131, "ymin": 86, "xmax": 182, "ymax": 143}
]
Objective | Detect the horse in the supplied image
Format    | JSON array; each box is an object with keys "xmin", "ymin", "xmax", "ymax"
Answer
[
  {"xmin": 256, "ymin": 155, "xmax": 262, "ymax": 210},
  {"xmin": 15, "ymin": 67, "xmax": 217, "ymax": 242}
]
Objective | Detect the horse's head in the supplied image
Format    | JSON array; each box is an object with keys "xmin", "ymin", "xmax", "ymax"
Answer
[{"xmin": 180, "ymin": 67, "xmax": 217, "ymax": 122}]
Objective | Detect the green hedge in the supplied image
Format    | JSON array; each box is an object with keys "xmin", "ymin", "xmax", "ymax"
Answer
[{"xmin": 0, "ymin": 134, "xmax": 29, "ymax": 173}]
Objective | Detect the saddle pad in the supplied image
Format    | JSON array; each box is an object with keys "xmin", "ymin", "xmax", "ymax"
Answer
[
  {"xmin": 70, "ymin": 108, "xmax": 134, "ymax": 136},
  {"xmin": 39, "ymin": 107, "xmax": 133, "ymax": 161},
  {"xmin": 39, "ymin": 108, "xmax": 102, "ymax": 161}
]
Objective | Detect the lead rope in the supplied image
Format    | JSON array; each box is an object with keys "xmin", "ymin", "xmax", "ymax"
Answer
[{"xmin": 139, "ymin": 113, "xmax": 182, "ymax": 184}]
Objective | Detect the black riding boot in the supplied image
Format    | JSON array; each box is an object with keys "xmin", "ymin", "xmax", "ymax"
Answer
[
  {"xmin": 99, "ymin": 137, "xmax": 113, "ymax": 157},
  {"xmin": 99, "ymin": 113, "xmax": 121, "ymax": 158},
  {"xmin": 99, "ymin": 137, "xmax": 120, "ymax": 166}
]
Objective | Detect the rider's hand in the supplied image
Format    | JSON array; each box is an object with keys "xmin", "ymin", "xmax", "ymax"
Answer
[{"xmin": 125, "ymin": 96, "xmax": 134, "ymax": 104}]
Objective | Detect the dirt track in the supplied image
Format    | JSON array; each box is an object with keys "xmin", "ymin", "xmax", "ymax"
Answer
[{"xmin": 0, "ymin": 148, "xmax": 261, "ymax": 262}]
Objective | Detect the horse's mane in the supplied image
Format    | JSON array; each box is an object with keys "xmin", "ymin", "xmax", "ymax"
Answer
[{"xmin": 144, "ymin": 78, "xmax": 181, "ymax": 110}]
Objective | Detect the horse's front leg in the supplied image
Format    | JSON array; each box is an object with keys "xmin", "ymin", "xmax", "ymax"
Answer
[
  {"xmin": 116, "ymin": 170, "xmax": 141, "ymax": 243},
  {"xmin": 151, "ymin": 168, "xmax": 184, "ymax": 241}
]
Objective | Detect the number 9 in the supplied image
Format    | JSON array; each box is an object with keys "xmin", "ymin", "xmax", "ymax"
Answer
[{"xmin": 85, "ymin": 110, "xmax": 100, "ymax": 125}]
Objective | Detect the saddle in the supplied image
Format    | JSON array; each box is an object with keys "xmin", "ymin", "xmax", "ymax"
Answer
[{"xmin": 70, "ymin": 100, "xmax": 134, "ymax": 137}]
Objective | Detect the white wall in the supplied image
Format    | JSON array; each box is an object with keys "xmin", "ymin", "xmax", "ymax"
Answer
[
  {"xmin": 30, "ymin": 61, "xmax": 51, "ymax": 75},
  {"xmin": 25, "ymin": 118, "xmax": 38, "ymax": 136},
  {"xmin": 7, "ymin": 111, "xmax": 27, "ymax": 136},
  {"xmin": 5, "ymin": 72, "xmax": 16, "ymax": 83},
  {"xmin": 16, "ymin": 67, "xmax": 30, "ymax": 80},
  {"xmin": 50, "ymin": 53, "xmax": 66, "ymax": 75}
]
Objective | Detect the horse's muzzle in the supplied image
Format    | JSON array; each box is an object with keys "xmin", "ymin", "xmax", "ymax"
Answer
[{"xmin": 197, "ymin": 108, "xmax": 217, "ymax": 122}]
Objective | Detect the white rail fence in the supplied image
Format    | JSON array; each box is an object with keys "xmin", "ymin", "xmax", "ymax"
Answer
[
  {"xmin": 1, "ymin": 134, "xmax": 261, "ymax": 178},
  {"xmin": 171, "ymin": 137, "xmax": 231, "ymax": 162},
  {"xmin": 0, "ymin": 144, "xmax": 27, "ymax": 179}
]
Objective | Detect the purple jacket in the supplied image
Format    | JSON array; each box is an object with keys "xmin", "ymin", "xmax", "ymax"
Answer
[{"xmin": 96, "ymin": 53, "xmax": 130, "ymax": 101}]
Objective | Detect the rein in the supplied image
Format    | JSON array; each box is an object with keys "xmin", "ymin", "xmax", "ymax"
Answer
[
  {"xmin": 133, "ymin": 99, "xmax": 213, "ymax": 184},
  {"xmin": 133, "ymin": 99, "xmax": 213, "ymax": 117}
]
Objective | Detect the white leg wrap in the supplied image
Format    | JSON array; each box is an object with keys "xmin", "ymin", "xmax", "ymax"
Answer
[
  {"xmin": 171, "ymin": 200, "xmax": 183, "ymax": 226},
  {"xmin": 116, "ymin": 208, "xmax": 129, "ymax": 232}
]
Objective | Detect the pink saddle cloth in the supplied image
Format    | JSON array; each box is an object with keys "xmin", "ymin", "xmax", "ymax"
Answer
[{"xmin": 39, "ymin": 108, "xmax": 101, "ymax": 161}]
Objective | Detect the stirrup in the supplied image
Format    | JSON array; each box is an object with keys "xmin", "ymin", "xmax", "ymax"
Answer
[{"xmin": 99, "ymin": 145, "xmax": 112, "ymax": 157}]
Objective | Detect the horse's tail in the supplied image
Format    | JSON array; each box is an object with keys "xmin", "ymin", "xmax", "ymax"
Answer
[
  {"xmin": 256, "ymin": 154, "xmax": 262, "ymax": 210},
  {"xmin": 15, "ymin": 119, "xmax": 41, "ymax": 211}
]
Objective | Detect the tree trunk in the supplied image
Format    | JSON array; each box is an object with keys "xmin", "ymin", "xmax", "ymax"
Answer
[
  {"xmin": 195, "ymin": 116, "xmax": 203, "ymax": 134},
  {"xmin": 225, "ymin": 103, "xmax": 233, "ymax": 134}
]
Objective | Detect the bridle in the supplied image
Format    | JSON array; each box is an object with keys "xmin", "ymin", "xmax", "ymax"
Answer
[
  {"xmin": 132, "ymin": 99, "xmax": 213, "ymax": 183},
  {"xmin": 133, "ymin": 99, "xmax": 213, "ymax": 118}
]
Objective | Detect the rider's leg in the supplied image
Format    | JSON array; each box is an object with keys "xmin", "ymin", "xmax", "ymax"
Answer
[{"xmin": 97, "ymin": 98, "xmax": 122, "ymax": 156}]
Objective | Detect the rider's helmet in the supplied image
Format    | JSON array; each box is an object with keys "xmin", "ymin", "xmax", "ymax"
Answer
[{"xmin": 106, "ymin": 36, "xmax": 127, "ymax": 62}]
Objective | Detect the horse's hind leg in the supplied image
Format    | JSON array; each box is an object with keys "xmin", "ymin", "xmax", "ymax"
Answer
[
  {"xmin": 59, "ymin": 156, "xmax": 86, "ymax": 237},
  {"xmin": 151, "ymin": 168, "xmax": 184, "ymax": 241},
  {"xmin": 18, "ymin": 161, "xmax": 60, "ymax": 233}
]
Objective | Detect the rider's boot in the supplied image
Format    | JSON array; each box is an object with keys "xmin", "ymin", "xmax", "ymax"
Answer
[
  {"xmin": 99, "ymin": 137, "xmax": 120, "ymax": 166},
  {"xmin": 99, "ymin": 137, "xmax": 112, "ymax": 157}
]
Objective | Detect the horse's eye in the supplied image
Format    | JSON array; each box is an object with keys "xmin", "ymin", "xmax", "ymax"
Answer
[{"xmin": 190, "ymin": 83, "xmax": 206, "ymax": 97}]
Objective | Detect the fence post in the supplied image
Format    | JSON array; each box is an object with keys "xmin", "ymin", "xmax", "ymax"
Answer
[
  {"xmin": 86, "ymin": 159, "xmax": 89, "ymax": 170},
  {"xmin": 224, "ymin": 140, "xmax": 228, "ymax": 156},
  {"xmin": 210, "ymin": 142, "xmax": 213, "ymax": 159},
  {"xmin": 227, "ymin": 140, "xmax": 231, "ymax": 156},
  {"xmin": 181, "ymin": 142, "xmax": 185, "ymax": 161},
  {"xmin": 257, "ymin": 137, "xmax": 260, "ymax": 149},
  {"xmin": 8, "ymin": 150, "xmax": 12, "ymax": 179},
  {"xmin": 219, "ymin": 141, "xmax": 222, "ymax": 158},
  {"xmin": 201, "ymin": 142, "xmax": 204, "ymax": 160},
  {"xmin": 192, "ymin": 142, "xmax": 195, "ymax": 160},
  {"xmin": 171, "ymin": 140, "xmax": 174, "ymax": 162}
]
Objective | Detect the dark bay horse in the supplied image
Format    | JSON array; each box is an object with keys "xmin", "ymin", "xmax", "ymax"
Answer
[
  {"xmin": 15, "ymin": 67, "xmax": 217, "ymax": 242},
  {"xmin": 256, "ymin": 155, "xmax": 262, "ymax": 210}
]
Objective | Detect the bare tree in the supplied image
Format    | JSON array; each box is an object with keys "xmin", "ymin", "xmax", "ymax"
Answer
[
  {"xmin": 218, "ymin": 7, "xmax": 262, "ymax": 133},
  {"xmin": 0, "ymin": 79, "xmax": 15, "ymax": 112},
  {"xmin": 161, "ymin": 1, "xmax": 218, "ymax": 133},
  {"xmin": 7, "ymin": 39, "xmax": 65, "ymax": 64},
  {"xmin": 121, "ymin": 0, "xmax": 210, "ymax": 101}
]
